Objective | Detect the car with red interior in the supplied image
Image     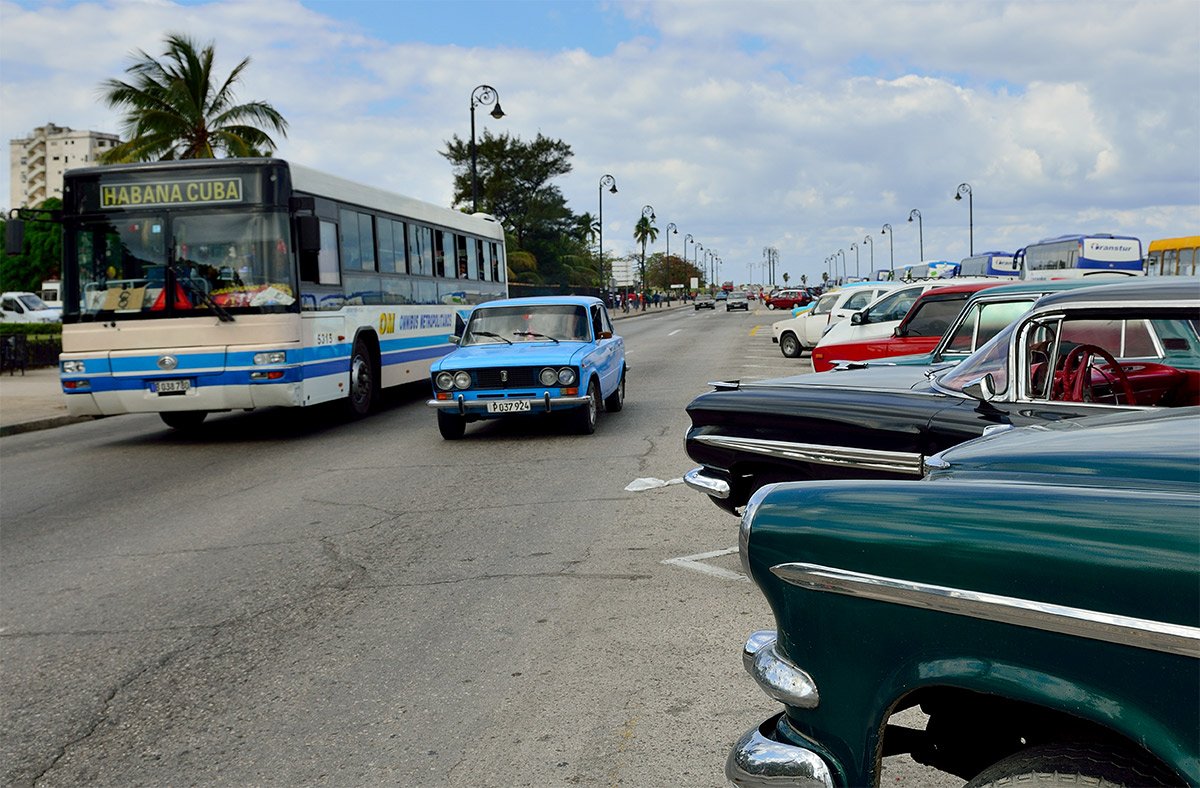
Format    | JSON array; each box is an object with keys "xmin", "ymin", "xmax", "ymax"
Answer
[
  {"xmin": 765, "ymin": 289, "xmax": 809, "ymax": 311},
  {"xmin": 811, "ymin": 282, "xmax": 1005, "ymax": 372}
]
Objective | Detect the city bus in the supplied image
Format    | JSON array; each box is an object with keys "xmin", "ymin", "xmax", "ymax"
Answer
[
  {"xmin": 33, "ymin": 158, "xmax": 507, "ymax": 429},
  {"xmin": 1017, "ymin": 233, "xmax": 1142, "ymax": 280},
  {"xmin": 958, "ymin": 251, "xmax": 1018, "ymax": 277},
  {"xmin": 896, "ymin": 260, "xmax": 960, "ymax": 279},
  {"xmin": 1144, "ymin": 236, "xmax": 1199, "ymax": 277}
]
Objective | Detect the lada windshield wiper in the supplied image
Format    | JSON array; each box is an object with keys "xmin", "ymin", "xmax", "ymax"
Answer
[
  {"xmin": 471, "ymin": 331, "xmax": 512, "ymax": 345},
  {"xmin": 513, "ymin": 331, "xmax": 559, "ymax": 343}
]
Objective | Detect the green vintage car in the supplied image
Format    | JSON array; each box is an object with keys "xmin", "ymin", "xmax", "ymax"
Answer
[{"xmin": 730, "ymin": 407, "xmax": 1199, "ymax": 787}]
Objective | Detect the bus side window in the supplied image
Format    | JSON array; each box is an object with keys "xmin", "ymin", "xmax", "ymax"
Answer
[{"xmin": 317, "ymin": 221, "xmax": 339, "ymax": 285}]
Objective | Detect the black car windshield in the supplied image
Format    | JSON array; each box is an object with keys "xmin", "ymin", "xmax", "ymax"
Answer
[
  {"xmin": 464, "ymin": 304, "xmax": 589, "ymax": 344},
  {"xmin": 935, "ymin": 320, "xmax": 1016, "ymax": 394}
]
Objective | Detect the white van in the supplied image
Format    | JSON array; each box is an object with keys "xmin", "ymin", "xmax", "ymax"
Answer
[{"xmin": 0, "ymin": 291, "xmax": 62, "ymax": 323}]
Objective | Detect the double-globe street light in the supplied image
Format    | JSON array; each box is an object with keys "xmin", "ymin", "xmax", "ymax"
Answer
[
  {"xmin": 908, "ymin": 208, "xmax": 923, "ymax": 261},
  {"xmin": 469, "ymin": 85, "xmax": 505, "ymax": 213},
  {"xmin": 955, "ymin": 183, "xmax": 973, "ymax": 256},
  {"xmin": 598, "ymin": 175, "xmax": 618, "ymax": 290},
  {"xmin": 639, "ymin": 205, "xmax": 656, "ymax": 309}
]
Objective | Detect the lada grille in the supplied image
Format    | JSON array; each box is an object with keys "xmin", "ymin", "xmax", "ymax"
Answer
[{"xmin": 473, "ymin": 367, "xmax": 541, "ymax": 389}]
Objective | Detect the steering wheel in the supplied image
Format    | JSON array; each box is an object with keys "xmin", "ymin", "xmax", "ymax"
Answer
[{"xmin": 1060, "ymin": 344, "xmax": 1136, "ymax": 404}]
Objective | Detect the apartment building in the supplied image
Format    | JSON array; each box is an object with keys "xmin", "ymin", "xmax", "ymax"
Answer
[{"xmin": 9, "ymin": 123, "xmax": 122, "ymax": 209}]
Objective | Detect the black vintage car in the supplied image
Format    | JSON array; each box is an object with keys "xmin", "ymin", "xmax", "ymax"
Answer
[{"xmin": 684, "ymin": 278, "xmax": 1200, "ymax": 513}]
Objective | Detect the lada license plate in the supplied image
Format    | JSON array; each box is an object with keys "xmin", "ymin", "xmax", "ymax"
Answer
[
  {"xmin": 153, "ymin": 379, "xmax": 191, "ymax": 395},
  {"xmin": 487, "ymin": 400, "xmax": 531, "ymax": 413}
]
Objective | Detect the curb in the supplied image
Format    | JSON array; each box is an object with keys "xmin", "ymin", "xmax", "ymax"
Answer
[{"xmin": 0, "ymin": 415, "xmax": 93, "ymax": 438}]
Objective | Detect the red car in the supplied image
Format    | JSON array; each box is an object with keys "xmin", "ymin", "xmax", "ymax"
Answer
[
  {"xmin": 811, "ymin": 282, "xmax": 1003, "ymax": 372},
  {"xmin": 765, "ymin": 289, "xmax": 810, "ymax": 310}
]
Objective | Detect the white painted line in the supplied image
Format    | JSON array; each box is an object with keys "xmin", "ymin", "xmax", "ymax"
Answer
[
  {"xmin": 668, "ymin": 329, "xmax": 683, "ymax": 336},
  {"xmin": 661, "ymin": 546, "xmax": 748, "ymax": 582}
]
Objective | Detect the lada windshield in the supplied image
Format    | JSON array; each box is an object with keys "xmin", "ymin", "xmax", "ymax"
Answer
[
  {"xmin": 68, "ymin": 210, "xmax": 296, "ymax": 319},
  {"xmin": 464, "ymin": 304, "xmax": 590, "ymax": 344}
]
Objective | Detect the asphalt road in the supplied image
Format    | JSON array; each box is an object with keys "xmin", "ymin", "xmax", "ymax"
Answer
[{"xmin": 0, "ymin": 305, "xmax": 956, "ymax": 787}]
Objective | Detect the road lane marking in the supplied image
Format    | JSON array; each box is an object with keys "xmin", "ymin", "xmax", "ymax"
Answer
[
  {"xmin": 668, "ymin": 329, "xmax": 683, "ymax": 336},
  {"xmin": 662, "ymin": 547, "xmax": 748, "ymax": 582}
]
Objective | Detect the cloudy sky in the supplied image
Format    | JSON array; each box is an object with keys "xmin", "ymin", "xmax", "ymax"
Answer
[{"xmin": 2, "ymin": 0, "xmax": 1198, "ymax": 285}]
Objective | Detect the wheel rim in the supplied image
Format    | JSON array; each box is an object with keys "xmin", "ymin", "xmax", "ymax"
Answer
[
  {"xmin": 587, "ymin": 384, "xmax": 598, "ymax": 427},
  {"xmin": 350, "ymin": 353, "xmax": 371, "ymax": 408},
  {"xmin": 782, "ymin": 336, "xmax": 797, "ymax": 356}
]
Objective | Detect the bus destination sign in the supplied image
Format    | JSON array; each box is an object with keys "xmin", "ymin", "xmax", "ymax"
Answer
[{"xmin": 100, "ymin": 177, "xmax": 244, "ymax": 209}]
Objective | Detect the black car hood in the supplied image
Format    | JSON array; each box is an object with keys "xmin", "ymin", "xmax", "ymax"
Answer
[{"xmin": 732, "ymin": 365, "xmax": 933, "ymax": 393}]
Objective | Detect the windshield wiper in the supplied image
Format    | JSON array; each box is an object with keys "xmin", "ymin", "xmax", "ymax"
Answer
[
  {"xmin": 471, "ymin": 330, "xmax": 512, "ymax": 345},
  {"xmin": 168, "ymin": 253, "xmax": 234, "ymax": 322},
  {"xmin": 513, "ymin": 331, "xmax": 559, "ymax": 343}
]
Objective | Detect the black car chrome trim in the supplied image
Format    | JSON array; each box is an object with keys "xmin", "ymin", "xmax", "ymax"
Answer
[
  {"xmin": 726, "ymin": 718, "xmax": 835, "ymax": 788},
  {"xmin": 772, "ymin": 562, "xmax": 1200, "ymax": 658},
  {"xmin": 694, "ymin": 435, "xmax": 925, "ymax": 475},
  {"xmin": 683, "ymin": 466, "xmax": 731, "ymax": 499}
]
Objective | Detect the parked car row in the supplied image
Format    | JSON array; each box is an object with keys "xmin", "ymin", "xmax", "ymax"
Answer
[{"xmin": 685, "ymin": 277, "xmax": 1200, "ymax": 787}]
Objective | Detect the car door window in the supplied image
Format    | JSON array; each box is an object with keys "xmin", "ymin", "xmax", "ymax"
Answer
[
  {"xmin": 843, "ymin": 291, "xmax": 873, "ymax": 310},
  {"xmin": 904, "ymin": 296, "xmax": 967, "ymax": 336},
  {"xmin": 868, "ymin": 287, "xmax": 921, "ymax": 322}
]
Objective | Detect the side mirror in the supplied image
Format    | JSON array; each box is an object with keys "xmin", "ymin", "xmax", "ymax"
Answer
[
  {"xmin": 850, "ymin": 311, "xmax": 865, "ymax": 326},
  {"xmin": 893, "ymin": 325, "xmax": 906, "ymax": 337},
  {"xmin": 962, "ymin": 373, "xmax": 996, "ymax": 402},
  {"xmin": 6, "ymin": 219, "xmax": 25, "ymax": 256},
  {"xmin": 598, "ymin": 330, "xmax": 613, "ymax": 339},
  {"xmin": 449, "ymin": 335, "xmax": 461, "ymax": 345}
]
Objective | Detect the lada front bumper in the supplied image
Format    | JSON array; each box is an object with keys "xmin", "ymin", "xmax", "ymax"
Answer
[{"xmin": 426, "ymin": 391, "xmax": 591, "ymax": 415}]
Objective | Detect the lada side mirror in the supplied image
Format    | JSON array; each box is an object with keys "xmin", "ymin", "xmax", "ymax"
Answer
[
  {"xmin": 963, "ymin": 373, "xmax": 997, "ymax": 402},
  {"xmin": 850, "ymin": 311, "xmax": 865, "ymax": 325},
  {"xmin": 598, "ymin": 330, "xmax": 613, "ymax": 339},
  {"xmin": 449, "ymin": 335, "xmax": 461, "ymax": 345}
]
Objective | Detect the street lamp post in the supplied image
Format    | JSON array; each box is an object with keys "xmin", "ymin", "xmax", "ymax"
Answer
[
  {"xmin": 863, "ymin": 235, "xmax": 873, "ymax": 277},
  {"xmin": 597, "ymin": 175, "xmax": 617, "ymax": 292},
  {"xmin": 469, "ymin": 85, "xmax": 505, "ymax": 213},
  {"xmin": 695, "ymin": 244, "xmax": 704, "ymax": 290},
  {"xmin": 955, "ymin": 183, "xmax": 973, "ymax": 256},
  {"xmin": 664, "ymin": 222, "xmax": 677, "ymax": 303},
  {"xmin": 639, "ymin": 205, "xmax": 656, "ymax": 310},
  {"xmin": 836, "ymin": 249, "xmax": 846, "ymax": 284},
  {"xmin": 850, "ymin": 242, "xmax": 860, "ymax": 278},
  {"xmin": 908, "ymin": 209, "xmax": 923, "ymax": 261},
  {"xmin": 881, "ymin": 223, "xmax": 894, "ymax": 278}
]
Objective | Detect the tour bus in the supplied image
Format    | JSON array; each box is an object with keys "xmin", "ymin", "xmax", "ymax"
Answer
[
  {"xmin": 17, "ymin": 158, "xmax": 507, "ymax": 429},
  {"xmin": 1017, "ymin": 233, "xmax": 1143, "ymax": 279},
  {"xmin": 896, "ymin": 260, "xmax": 960, "ymax": 280},
  {"xmin": 1144, "ymin": 236, "xmax": 1199, "ymax": 277},
  {"xmin": 958, "ymin": 251, "xmax": 1018, "ymax": 277}
]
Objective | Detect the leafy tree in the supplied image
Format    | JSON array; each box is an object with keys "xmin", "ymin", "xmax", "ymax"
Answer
[
  {"xmin": 1, "ymin": 199, "xmax": 62, "ymax": 292},
  {"xmin": 99, "ymin": 33, "xmax": 288, "ymax": 162}
]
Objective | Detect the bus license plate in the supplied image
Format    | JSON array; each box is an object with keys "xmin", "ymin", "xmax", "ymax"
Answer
[
  {"xmin": 154, "ymin": 379, "xmax": 191, "ymax": 395},
  {"xmin": 487, "ymin": 400, "xmax": 530, "ymax": 413}
]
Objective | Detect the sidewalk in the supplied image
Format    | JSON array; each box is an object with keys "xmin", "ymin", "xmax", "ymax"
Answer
[
  {"xmin": 0, "ymin": 365, "xmax": 85, "ymax": 436},
  {"xmin": 0, "ymin": 301, "xmax": 690, "ymax": 436}
]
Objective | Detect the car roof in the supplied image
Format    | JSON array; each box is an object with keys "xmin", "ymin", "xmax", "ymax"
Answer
[
  {"xmin": 1032, "ymin": 277, "xmax": 1200, "ymax": 308},
  {"xmin": 913, "ymin": 281, "xmax": 1004, "ymax": 298},
  {"xmin": 472, "ymin": 295, "xmax": 601, "ymax": 309}
]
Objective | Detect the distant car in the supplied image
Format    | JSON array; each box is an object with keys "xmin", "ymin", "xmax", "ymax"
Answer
[
  {"xmin": 428, "ymin": 296, "xmax": 626, "ymax": 439},
  {"xmin": 810, "ymin": 281, "xmax": 1004, "ymax": 371},
  {"xmin": 726, "ymin": 291, "xmax": 749, "ymax": 311},
  {"xmin": 765, "ymin": 289, "xmax": 809, "ymax": 310},
  {"xmin": 0, "ymin": 291, "xmax": 61, "ymax": 323},
  {"xmin": 715, "ymin": 291, "xmax": 728, "ymax": 301},
  {"xmin": 685, "ymin": 279, "xmax": 1200, "ymax": 513},
  {"xmin": 730, "ymin": 407, "xmax": 1200, "ymax": 788},
  {"xmin": 694, "ymin": 293, "xmax": 716, "ymax": 310},
  {"xmin": 771, "ymin": 283, "xmax": 901, "ymax": 358}
]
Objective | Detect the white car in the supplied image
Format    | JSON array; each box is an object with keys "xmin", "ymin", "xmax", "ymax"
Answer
[
  {"xmin": 812, "ymin": 279, "xmax": 994, "ymax": 352},
  {"xmin": 0, "ymin": 291, "xmax": 61, "ymax": 323},
  {"xmin": 771, "ymin": 283, "xmax": 900, "ymax": 357}
]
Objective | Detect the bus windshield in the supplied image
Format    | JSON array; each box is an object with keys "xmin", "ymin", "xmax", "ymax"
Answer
[{"xmin": 69, "ymin": 210, "xmax": 296, "ymax": 318}]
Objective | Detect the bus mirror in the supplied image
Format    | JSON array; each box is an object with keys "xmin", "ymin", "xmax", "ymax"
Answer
[
  {"xmin": 296, "ymin": 216, "xmax": 320, "ymax": 254},
  {"xmin": 5, "ymin": 219, "xmax": 24, "ymax": 256}
]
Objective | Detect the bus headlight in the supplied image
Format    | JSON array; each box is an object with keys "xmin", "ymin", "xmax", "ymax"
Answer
[
  {"xmin": 435, "ymin": 371, "xmax": 455, "ymax": 391},
  {"xmin": 539, "ymin": 368, "xmax": 558, "ymax": 386},
  {"xmin": 253, "ymin": 352, "xmax": 286, "ymax": 365},
  {"xmin": 557, "ymin": 367, "xmax": 577, "ymax": 386},
  {"xmin": 62, "ymin": 360, "xmax": 86, "ymax": 373},
  {"xmin": 453, "ymin": 371, "xmax": 472, "ymax": 389}
]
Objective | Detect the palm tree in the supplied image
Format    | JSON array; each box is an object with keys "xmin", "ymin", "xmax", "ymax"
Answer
[
  {"xmin": 633, "ymin": 215, "xmax": 658, "ymax": 308},
  {"xmin": 99, "ymin": 33, "xmax": 288, "ymax": 162}
]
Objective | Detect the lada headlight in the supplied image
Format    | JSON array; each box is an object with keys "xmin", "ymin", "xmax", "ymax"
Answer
[
  {"xmin": 539, "ymin": 367, "xmax": 559, "ymax": 386},
  {"xmin": 453, "ymin": 371, "xmax": 472, "ymax": 389},
  {"xmin": 557, "ymin": 367, "xmax": 577, "ymax": 385},
  {"xmin": 435, "ymin": 371, "xmax": 455, "ymax": 391}
]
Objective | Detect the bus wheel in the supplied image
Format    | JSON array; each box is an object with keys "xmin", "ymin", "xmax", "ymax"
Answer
[
  {"xmin": 160, "ymin": 411, "xmax": 207, "ymax": 430},
  {"xmin": 437, "ymin": 410, "xmax": 466, "ymax": 440},
  {"xmin": 347, "ymin": 339, "xmax": 377, "ymax": 418}
]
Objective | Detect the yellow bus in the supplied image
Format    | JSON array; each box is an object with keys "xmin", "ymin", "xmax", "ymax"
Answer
[{"xmin": 1145, "ymin": 236, "xmax": 1200, "ymax": 277}]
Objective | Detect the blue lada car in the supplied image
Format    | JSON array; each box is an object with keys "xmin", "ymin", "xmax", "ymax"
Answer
[{"xmin": 427, "ymin": 296, "xmax": 626, "ymax": 439}]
